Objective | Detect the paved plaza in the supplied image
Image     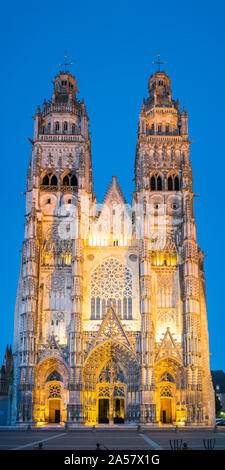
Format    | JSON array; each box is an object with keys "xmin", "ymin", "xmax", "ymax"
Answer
[{"xmin": 0, "ymin": 427, "xmax": 224, "ymax": 451}]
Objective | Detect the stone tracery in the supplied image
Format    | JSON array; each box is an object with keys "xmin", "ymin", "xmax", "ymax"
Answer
[{"xmin": 90, "ymin": 258, "xmax": 133, "ymax": 319}]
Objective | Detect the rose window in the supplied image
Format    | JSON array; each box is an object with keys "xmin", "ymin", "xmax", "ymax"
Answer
[{"xmin": 90, "ymin": 258, "xmax": 133, "ymax": 320}]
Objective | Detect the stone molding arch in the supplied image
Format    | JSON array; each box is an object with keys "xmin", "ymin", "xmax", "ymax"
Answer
[
  {"xmin": 33, "ymin": 352, "xmax": 70, "ymax": 424},
  {"xmin": 150, "ymin": 171, "xmax": 163, "ymax": 191},
  {"xmin": 35, "ymin": 353, "xmax": 70, "ymax": 389},
  {"xmin": 154, "ymin": 356, "xmax": 186, "ymax": 424},
  {"xmin": 82, "ymin": 339, "xmax": 140, "ymax": 425},
  {"xmin": 40, "ymin": 169, "xmax": 59, "ymax": 186},
  {"xmin": 60, "ymin": 169, "xmax": 78, "ymax": 185},
  {"xmin": 83, "ymin": 339, "xmax": 139, "ymax": 387}
]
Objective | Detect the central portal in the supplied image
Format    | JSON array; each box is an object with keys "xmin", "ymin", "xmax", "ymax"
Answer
[
  {"xmin": 98, "ymin": 397, "xmax": 125, "ymax": 424},
  {"xmin": 83, "ymin": 347, "xmax": 138, "ymax": 425},
  {"xmin": 98, "ymin": 398, "xmax": 109, "ymax": 423}
]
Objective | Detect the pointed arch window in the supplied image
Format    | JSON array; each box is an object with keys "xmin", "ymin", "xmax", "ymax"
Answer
[
  {"xmin": 157, "ymin": 176, "xmax": 162, "ymax": 190},
  {"xmin": 160, "ymin": 372, "xmax": 175, "ymax": 383},
  {"xmin": 51, "ymin": 174, "xmax": 58, "ymax": 186},
  {"xmin": 41, "ymin": 173, "xmax": 58, "ymax": 186},
  {"xmin": 174, "ymin": 176, "xmax": 179, "ymax": 191},
  {"xmin": 42, "ymin": 174, "xmax": 50, "ymax": 185},
  {"xmin": 63, "ymin": 175, "xmax": 70, "ymax": 186},
  {"xmin": 62, "ymin": 173, "xmax": 78, "ymax": 187},
  {"xmin": 46, "ymin": 371, "xmax": 63, "ymax": 382},
  {"xmin": 150, "ymin": 176, "xmax": 156, "ymax": 190},
  {"xmin": 168, "ymin": 176, "xmax": 173, "ymax": 191},
  {"xmin": 167, "ymin": 173, "xmax": 180, "ymax": 191},
  {"xmin": 71, "ymin": 175, "xmax": 78, "ymax": 186},
  {"xmin": 150, "ymin": 174, "xmax": 162, "ymax": 191}
]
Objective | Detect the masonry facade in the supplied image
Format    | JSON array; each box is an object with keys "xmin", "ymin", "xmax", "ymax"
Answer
[{"xmin": 10, "ymin": 68, "xmax": 215, "ymax": 426}]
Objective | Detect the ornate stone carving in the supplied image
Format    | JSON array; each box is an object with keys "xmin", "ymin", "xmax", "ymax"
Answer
[{"xmin": 91, "ymin": 258, "xmax": 132, "ymax": 300}]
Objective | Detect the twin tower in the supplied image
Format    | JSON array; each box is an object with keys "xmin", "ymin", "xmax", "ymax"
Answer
[{"xmin": 10, "ymin": 68, "xmax": 215, "ymax": 426}]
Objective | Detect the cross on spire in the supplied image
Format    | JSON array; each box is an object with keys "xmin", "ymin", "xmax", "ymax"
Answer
[
  {"xmin": 59, "ymin": 52, "xmax": 73, "ymax": 72},
  {"xmin": 152, "ymin": 53, "xmax": 166, "ymax": 72}
]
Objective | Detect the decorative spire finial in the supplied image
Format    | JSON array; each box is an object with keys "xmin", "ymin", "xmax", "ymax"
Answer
[
  {"xmin": 152, "ymin": 52, "xmax": 166, "ymax": 72},
  {"xmin": 59, "ymin": 51, "xmax": 73, "ymax": 72}
]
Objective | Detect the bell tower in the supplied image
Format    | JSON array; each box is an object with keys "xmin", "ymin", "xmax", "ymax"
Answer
[
  {"xmin": 134, "ymin": 68, "xmax": 215, "ymax": 425},
  {"xmin": 11, "ymin": 68, "xmax": 95, "ymax": 424}
]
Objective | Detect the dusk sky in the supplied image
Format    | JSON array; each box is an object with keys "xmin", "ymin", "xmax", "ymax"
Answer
[{"xmin": 0, "ymin": 0, "xmax": 224, "ymax": 370}]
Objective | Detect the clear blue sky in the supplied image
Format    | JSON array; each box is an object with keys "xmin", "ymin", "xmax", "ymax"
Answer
[{"xmin": 0, "ymin": 0, "xmax": 224, "ymax": 370}]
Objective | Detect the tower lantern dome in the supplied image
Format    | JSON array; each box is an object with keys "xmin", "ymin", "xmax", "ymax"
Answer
[
  {"xmin": 52, "ymin": 71, "xmax": 79, "ymax": 104},
  {"xmin": 148, "ymin": 71, "xmax": 171, "ymax": 94},
  {"xmin": 140, "ymin": 70, "xmax": 185, "ymax": 138},
  {"xmin": 148, "ymin": 71, "xmax": 173, "ymax": 107},
  {"xmin": 33, "ymin": 68, "xmax": 89, "ymax": 141}
]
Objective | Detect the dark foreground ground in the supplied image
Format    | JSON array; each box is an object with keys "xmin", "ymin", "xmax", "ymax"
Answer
[{"xmin": 0, "ymin": 427, "xmax": 224, "ymax": 450}]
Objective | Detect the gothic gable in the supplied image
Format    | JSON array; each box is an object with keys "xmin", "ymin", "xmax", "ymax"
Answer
[
  {"xmin": 89, "ymin": 306, "xmax": 132, "ymax": 351},
  {"xmin": 88, "ymin": 176, "xmax": 131, "ymax": 245},
  {"xmin": 101, "ymin": 175, "xmax": 128, "ymax": 208},
  {"xmin": 38, "ymin": 335, "xmax": 65, "ymax": 364},
  {"xmin": 155, "ymin": 328, "xmax": 182, "ymax": 362}
]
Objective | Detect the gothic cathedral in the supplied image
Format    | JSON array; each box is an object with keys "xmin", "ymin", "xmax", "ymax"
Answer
[{"xmin": 10, "ymin": 67, "xmax": 215, "ymax": 426}]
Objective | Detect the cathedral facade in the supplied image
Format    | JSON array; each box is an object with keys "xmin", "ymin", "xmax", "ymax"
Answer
[{"xmin": 10, "ymin": 68, "xmax": 215, "ymax": 426}]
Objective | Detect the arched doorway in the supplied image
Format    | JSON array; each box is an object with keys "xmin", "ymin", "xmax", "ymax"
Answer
[
  {"xmin": 160, "ymin": 384, "xmax": 175, "ymax": 424},
  {"xmin": 160, "ymin": 373, "xmax": 174, "ymax": 424},
  {"xmin": 154, "ymin": 359, "xmax": 184, "ymax": 425},
  {"xmin": 83, "ymin": 340, "xmax": 139, "ymax": 425},
  {"xmin": 47, "ymin": 376, "xmax": 62, "ymax": 423},
  {"xmin": 33, "ymin": 352, "xmax": 69, "ymax": 424},
  {"xmin": 97, "ymin": 359, "xmax": 126, "ymax": 424}
]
